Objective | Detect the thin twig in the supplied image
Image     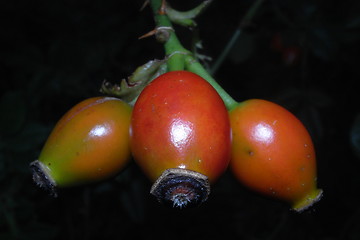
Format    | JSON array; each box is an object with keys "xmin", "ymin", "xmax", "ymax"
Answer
[{"xmin": 210, "ymin": 0, "xmax": 265, "ymax": 75}]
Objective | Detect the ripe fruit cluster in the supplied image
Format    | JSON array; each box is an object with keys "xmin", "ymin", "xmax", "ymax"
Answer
[{"xmin": 31, "ymin": 71, "xmax": 322, "ymax": 211}]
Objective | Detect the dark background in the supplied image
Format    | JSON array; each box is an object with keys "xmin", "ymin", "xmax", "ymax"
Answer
[{"xmin": 1, "ymin": 0, "xmax": 360, "ymax": 239}]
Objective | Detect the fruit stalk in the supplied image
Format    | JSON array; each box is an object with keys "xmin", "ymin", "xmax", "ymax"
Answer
[
  {"xmin": 149, "ymin": 0, "xmax": 238, "ymax": 110},
  {"xmin": 150, "ymin": 0, "xmax": 190, "ymax": 71}
]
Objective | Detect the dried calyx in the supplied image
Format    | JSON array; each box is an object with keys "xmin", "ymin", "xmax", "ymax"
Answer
[
  {"xmin": 100, "ymin": 59, "xmax": 166, "ymax": 105},
  {"xmin": 29, "ymin": 160, "xmax": 58, "ymax": 197},
  {"xmin": 150, "ymin": 168, "xmax": 210, "ymax": 208}
]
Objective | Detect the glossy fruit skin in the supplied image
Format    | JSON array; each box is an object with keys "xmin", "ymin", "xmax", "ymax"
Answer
[
  {"xmin": 37, "ymin": 97, "xmax": 132, "ymax": 187},
  {"xmin": 130, "ymin": 71, "xmax": 231, "ymax": 182},
  {"xmin": 229, "ymin": 99, "xmax": 321, "ymax": 210}
]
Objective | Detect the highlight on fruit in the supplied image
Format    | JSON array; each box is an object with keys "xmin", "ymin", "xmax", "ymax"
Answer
[{"xmin": 30, "ymin": 97, "xmax": 132, "ymax": 197}]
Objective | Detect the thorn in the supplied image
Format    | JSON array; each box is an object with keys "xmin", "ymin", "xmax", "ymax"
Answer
[
  {"xmin": 159, "ymin": 0, "xmax": 166, "ymax": 15},
  {"xmin": 140, "ymin": 0, "xmax": 150, "ymax": 11},
  {"xmin": 138, "ymin": 26, "xmax": 174, "ymax": 42},
  {"xmin": 138, "ymin": 28, "xmax": 157, "ymax": 39}
]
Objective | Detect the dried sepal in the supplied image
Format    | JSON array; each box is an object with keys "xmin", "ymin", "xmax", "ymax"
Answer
[
  {"xmin": 100, "ymin": 59, "xmax": 167, "ymax": 105},
  {"xmin": 30, "ymin": 160, "xmax": 58, "ymax": 197},
  {"xmin": 150, "ymin": 168, "xmax": 210, "ymax": 208}
]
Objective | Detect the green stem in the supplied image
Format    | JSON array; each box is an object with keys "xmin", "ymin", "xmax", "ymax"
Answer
[
  {"xmin": 185, "ymin": 56, "xmax": 238, "ymax": 110},
  {"xmin": 149, "ymin": 0, "xmax": 239, "ymax": 110},
  {"xmin": 150, "ymin": 0, "xmax": 190, "ymax": 71}
]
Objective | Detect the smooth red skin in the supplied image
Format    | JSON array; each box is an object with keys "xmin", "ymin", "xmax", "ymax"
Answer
[
  {"xmin": 130, "ymin": 71, "xmax": 231, "ymax": 182},
  {"xmin": 38, "ymin": 97, "xmax": 132, "ymax": 186},
  {"xmin": 230, "ymin": 99, "xmax": 318, "ymax": 203}
]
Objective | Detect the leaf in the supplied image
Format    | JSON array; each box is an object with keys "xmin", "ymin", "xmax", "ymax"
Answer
[
  {"xmin": 346, "ymin": 16, "xmax": 360, "ymax": 29},
  {"xmin": 308, "ymin": 26, "xmax": 338, "ymax": 61},
  {"xmin": 4, "ymin": 122, "xmax": 51, "ymax": 153},
  {"xmin": 20, "ymin": 221, "xmax": 59, "ymax": 240},
  {"xmin": 118, "ymin": 176, "xmax": 147, "ymax": 224},
  {"xmin": 0, "ymin": 91, "xmax": 27, "ymax": 136},
  {"xmin": 0, "ymin": 153, "xmax": 5, "ymax": 181},
  {"xmin": 350, "ymin": 113, "xmax": 360, "ymax": 158},
  {"xmin": 100, "ymin": 59, "xmax": 166, "ymax": 105},
  {"xmin": 229, "ymin": 33, "xmax": 255, "ymax": 64}
]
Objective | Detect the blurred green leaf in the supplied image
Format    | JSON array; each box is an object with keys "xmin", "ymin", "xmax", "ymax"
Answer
[
  {"xmin": 0, "ymin": 153, "xmax": 5, "ymax": 181},
  {"xmin": 20, "ymin": 221, "xmax": 59, "ymax": 240},
  {"xmin": 118, "ymin": 176, "xmax": 147, "ymax": 224},
  {"xmin": 346, "ymin": 16, "xmax": 360, "ymax": 29},
  {"xmin": 350, "ymin": 113, "xmax": 360, "ymax": 158},
  {"xmin": 0, "ymin": 91, "xmax": 27, "ymax": 136},
  {"xmin": 274, "ymin": 87, "xmax": 332, "ymax": 141},
  {"xmin": 308, "ymin": 26, "xmax": 338, "ymax": 61},
  {"xmin": 229, "ymin": 33, "xmax": 255, "ymax": 64},
  {"xmin": 4, "ymin": 122, "xmax": 51, "ymax": 153}
]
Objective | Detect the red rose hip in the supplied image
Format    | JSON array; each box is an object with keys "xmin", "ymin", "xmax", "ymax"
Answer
[
  {"xmin": 130, "ymin": 71, "xmax": 231, "ymax": 208},
  {"xmin": 229, "ymin": 99, "xmax": 322, "ymax": 211},
  {"xmin": 30, "ymin": 97, "xmax": 132, "ymax": 196}
]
